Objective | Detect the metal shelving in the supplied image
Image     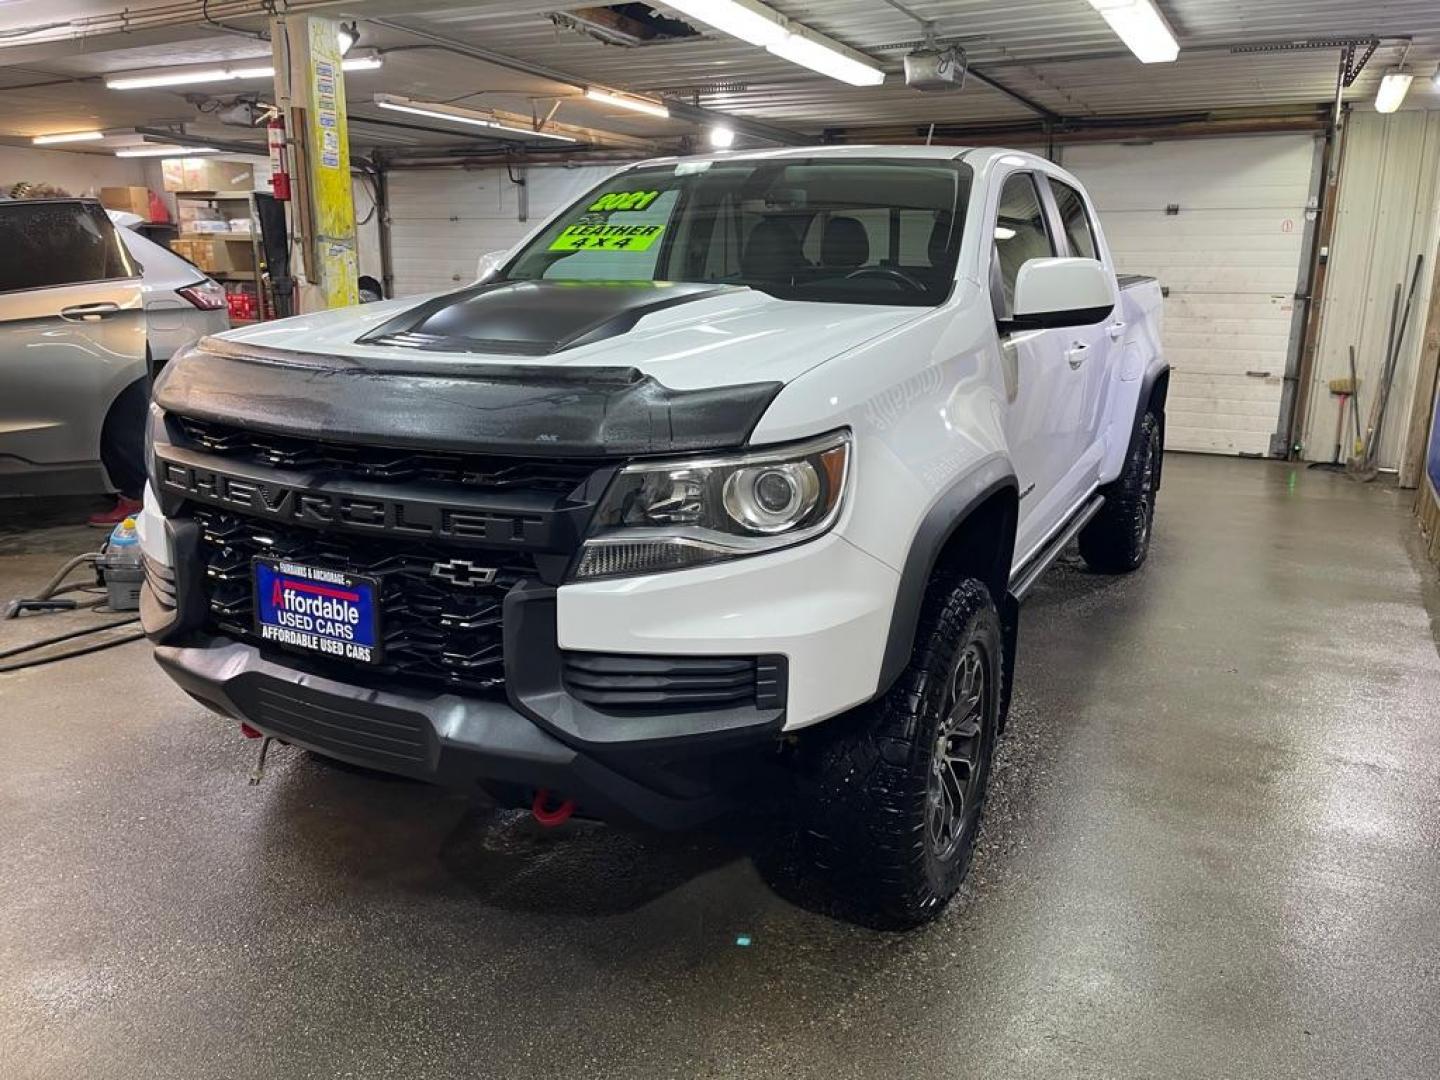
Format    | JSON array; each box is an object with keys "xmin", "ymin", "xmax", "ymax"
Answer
[{"xmin": 170, "ymin": 190, "xmax": 271, "ymax": 321}]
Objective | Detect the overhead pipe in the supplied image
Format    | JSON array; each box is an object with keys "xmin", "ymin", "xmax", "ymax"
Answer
[
  {"xmin": 133, "ymin": 125, "xmax": 267, "ymax": 157},
  {"xmin": 0, "ymin": 0, "xmax": 341, "ymax": 47}
]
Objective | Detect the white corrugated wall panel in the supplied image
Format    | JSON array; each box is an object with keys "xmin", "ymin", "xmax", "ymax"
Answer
[
  {"xmin": 1060, "ymin": 135, "xmax": 1317, "ymax": 456},
  {"xmin": 353, "ymin": 175, "xmax": 383, "ymax": 284},
  {"xmin": 386, "ymin": 165, "xmax": 621, "ymax": 297},
  {"xmin": 1305, "ymin": 111, "xmax": 1440, "ymax": 472}
]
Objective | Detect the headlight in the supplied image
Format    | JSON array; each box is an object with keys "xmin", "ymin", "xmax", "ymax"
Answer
[{"xmin": 572, "ymin": 430, "xmax": 850, "ymax": 581}]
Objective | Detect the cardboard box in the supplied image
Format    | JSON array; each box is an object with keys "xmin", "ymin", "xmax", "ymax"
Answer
[
  {"xmin": 187, "ymin": 220, "xmax": 231, "ymax": 234},
  {"xmin": 177, "ymin": 203, "xmax": 223, "ymax": 225},
  {"xmin": 160, "ymin": 158, "xmax": 187, "ymax": 192},
  {"xmin": 161, "ymin": 158, "xmax": 254, "ymax": 193},
  {"xmin": 186, "ymin": 237, "xmax": 256, "ymax": 274},
  {"xmin": 100, "ymin": 186, "xmax": 153, "ymax": 219}
]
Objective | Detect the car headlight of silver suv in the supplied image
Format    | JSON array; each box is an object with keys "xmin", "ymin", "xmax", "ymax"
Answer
[{"xmin": 572, "ymin": 430, "xmax": 851, "ymax": 581}]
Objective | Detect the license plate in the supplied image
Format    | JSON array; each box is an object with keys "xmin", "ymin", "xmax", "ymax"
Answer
[{"xmin": 253, "ymin": 558, "xmax": 381, "ymax": 665}]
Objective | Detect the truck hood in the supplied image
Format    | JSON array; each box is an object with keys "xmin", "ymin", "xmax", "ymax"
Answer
[
  {"xmin": 213, "ymin": 281, "xmax": 926, "ymax": 391},
  {"xmin": 157, "ymin": 282, "xmax": 932, "ymax": 458}
]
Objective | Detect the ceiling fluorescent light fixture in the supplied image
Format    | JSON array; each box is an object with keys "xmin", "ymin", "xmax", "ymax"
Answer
[
  {"xmin": 1374, "ymin": 70, "xmax": 1413, "ymax": 113},
  {"xmin": 769, "ymin": 26, "xmax": 885, "ymax": 86},
  {"xmin": 1086, "ymin": 0, "xmax": 1179, "ymax": 64},
  {"xmin": 373, "ymin": 95, "xmax": 577, "ymax": 142},
  {"xmin": 664, "ymin": 0, "xmax": 884, "ymax": 86},
  {"xmin": 341, "ymin": 54, "xmax": 383, "ymax": 73},
  {"xmin": 32, "ymin": 131, "xmax": 104, "ymax": 145},
  {"xmin": 107, "ymin": 54, "xmax": 381, "ymax": 90},
  {"xmin": 115, "ymin": 145, "xmax": 220, "ymax": 158},
  {"xmin": 488, "ymin": 120, "xmax": 579, "ymax": 143},
  {"xmin": 665, "ymin": 0, "xmax": 786, "ymax": 47},
  {"xmin": 584, "ymin": 88, "xmax": 670, "ymax": 118}
]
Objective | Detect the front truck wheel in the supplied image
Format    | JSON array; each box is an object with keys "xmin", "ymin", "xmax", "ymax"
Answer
[
  {"xmin": 798, "ymin": 578, "xmax": 1002, "ymax": 929},
  {"xmin": 1079, "ymin": 410, "xmax": 1161, "ymax": 573}
]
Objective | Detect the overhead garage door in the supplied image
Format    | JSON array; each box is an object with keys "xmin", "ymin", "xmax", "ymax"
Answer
[
  {"xmin": 386, "ymin": 165, "xmax": 619, "ymax": 297},
  {"xmin": 1063, "ymin": 135, "xmax": 1320, "ymax": 456}
]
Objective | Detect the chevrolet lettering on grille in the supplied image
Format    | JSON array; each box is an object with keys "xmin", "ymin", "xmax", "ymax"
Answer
[{"xmin": 158, "ymin": 459, "xmax": 552, "ymax": 548}]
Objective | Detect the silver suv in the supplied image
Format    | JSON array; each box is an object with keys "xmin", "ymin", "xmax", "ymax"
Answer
[{"xmin": 0, "ymin": 198, "xmax": 148, "ymax": 497}]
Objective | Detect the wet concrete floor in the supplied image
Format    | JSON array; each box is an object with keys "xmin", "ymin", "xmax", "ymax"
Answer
[{"xmin": 1, "ymin": 456, "xmax": 1438, "ymax": 1078}]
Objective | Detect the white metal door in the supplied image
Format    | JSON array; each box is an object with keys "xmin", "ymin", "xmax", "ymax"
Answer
[
  {"xmin": 1063, "ymin": 135, "xmax": 1318, "ymax": 456},
  {"xmin": 385, "ymin": 165, "xmax": 620, "ymax": 297}
]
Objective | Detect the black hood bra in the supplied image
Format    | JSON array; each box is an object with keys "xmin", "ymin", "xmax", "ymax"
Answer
[
  {"xmin": 154, "ymin": 322, "xmax": 783, "ymax": 459},
  {"xmin": 358, "ymin": 279, "xmax": 744, "ymax": 357}
]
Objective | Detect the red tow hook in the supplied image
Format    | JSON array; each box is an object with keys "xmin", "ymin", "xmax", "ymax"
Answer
[
  {"xmin": 240, "ymin": 722, "xmax": 263, "ymax": 739},
  {"xmin": 531, "ymin": 788, "xmax": 576, "ymax": 827}
]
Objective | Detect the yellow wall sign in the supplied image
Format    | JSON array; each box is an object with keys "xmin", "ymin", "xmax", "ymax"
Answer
[{"xmin": 549, "ymin": 224, "xmax": 665, "ymax": 252}]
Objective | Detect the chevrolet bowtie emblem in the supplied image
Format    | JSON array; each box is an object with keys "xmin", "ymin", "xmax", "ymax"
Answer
[{"xmin": 430, "ymin": 559, "xmax": 499, "ymax": 587}]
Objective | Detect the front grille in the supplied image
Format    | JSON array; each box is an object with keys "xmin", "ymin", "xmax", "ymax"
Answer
[
  {"xmin": 195, "ymin": 507, "xmax": 527, "ymax": 696},
  {"xmin": 175, "ymin": 416, "xmax": 597, "ymax": 493},
  {"xmin": 562, "ymin": 652, "xmax": 787, "ymax": 713}
]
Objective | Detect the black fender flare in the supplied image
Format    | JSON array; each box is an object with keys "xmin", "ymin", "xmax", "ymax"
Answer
[
  {"xmin": 1125, "ymin": 364, "xmax": 1170, "ymax": 491},
  {"xmin": 877, "ymin": 456, "xmax": 1019, "ymax": 694}
]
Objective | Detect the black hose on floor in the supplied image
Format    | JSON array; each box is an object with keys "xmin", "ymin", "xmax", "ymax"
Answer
[
  {"xmin": 0, "ymin": 617, "xmax": 142, "ymax": 672},
  {"xmin": 0, "ymin": 631, "xmax": 145, "ymax": 674}
]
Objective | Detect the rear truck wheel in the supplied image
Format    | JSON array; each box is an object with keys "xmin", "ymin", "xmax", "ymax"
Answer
[
  {"xmin": 799, "ymin": 578, "xmax": 1002, "ymax": 929},
  {"xmin": 1079, "ymin": 410, "xmax": 1161, "ymax": 573}
]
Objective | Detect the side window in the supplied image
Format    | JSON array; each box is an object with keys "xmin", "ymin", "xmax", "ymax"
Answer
[
  {"xmin": 696, "ymin": 192, "xmax": 744, "ymax": 280},
  {"xmin": 991, "ymin": 172, "xmax": 1056, "ymax": 319},
  {"xmin": 1050, "ymin": 180, "xmax": 1099, "ymax": 261},
  {"xmin": 0, "ymin": 202, "xmax": 135, "ymax": 293},
  {"xmin": 898, "ymin": 210, "xmax": 938, "ymax": 265}
]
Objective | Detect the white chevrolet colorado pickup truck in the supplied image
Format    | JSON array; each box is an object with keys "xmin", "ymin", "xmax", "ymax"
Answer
[{"xmin": 140, "ymin": 146, "xmax": 1166, "ymax": 926}]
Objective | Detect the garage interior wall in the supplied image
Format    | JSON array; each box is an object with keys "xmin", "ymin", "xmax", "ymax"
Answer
[
  {"xmin": 385, "ymin": 165, "xmax": 619, "ymax": 297},
  {"xmin": 0, "ymin": 144, "xmax": 147, "ymax": 197},
  {"xmin": 1304, "ymin": 110, "xmax": 1440, "ymax": 474},
  {"xmin": 1061, "ymin": 134, "xmax": 1318, "ymax": 457}
]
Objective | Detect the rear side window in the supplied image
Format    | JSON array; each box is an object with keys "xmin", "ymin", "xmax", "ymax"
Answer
[
  {"xmin": 991, "ymin": 173, "xmax": 1056, "ymax": 318},
  {"xmin": 1050, "ymin": 180, "xmax": 1099, "ymax": 261},
  {"xmin": 0, "ymin": 202, "xmax": 137, "ymax": 293}
]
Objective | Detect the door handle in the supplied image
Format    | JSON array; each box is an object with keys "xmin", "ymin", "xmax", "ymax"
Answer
[
  {"xmin": 1065, "ymin": 342, "xmax": 1090, "ymax": 370},
  {"xmin": 1106, "ymin": 320, "xmax": 1127, "ymax": 341},
  {"xmin": 59, "ymin": 302, "xmax": 121, "ymax": 322}
]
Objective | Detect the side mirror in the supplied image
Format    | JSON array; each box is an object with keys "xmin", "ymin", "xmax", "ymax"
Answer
[
  {"xmin": 475, "ymin": 249, "xmax": 508, "ymax": 282},
  {"xmin": 1006, "ymin": 257, "xmax": 1114, "ymax": 331}
]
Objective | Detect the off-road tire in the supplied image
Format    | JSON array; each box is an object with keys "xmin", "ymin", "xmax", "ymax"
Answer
[
  {"xmin": 799, "ymin": 578, "xmax": 1002, "ymax": 929},
  {"xmin": 1079, "ymin": 410, "xmax": 1161, "ymax": 573}
]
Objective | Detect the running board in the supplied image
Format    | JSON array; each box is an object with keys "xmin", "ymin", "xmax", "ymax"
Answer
[{"xmin": 1009, "ymin": 495, "xmax": 1106, "ymax": 602}]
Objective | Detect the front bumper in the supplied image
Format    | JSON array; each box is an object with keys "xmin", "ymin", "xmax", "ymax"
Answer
[
  {"xmin": 139, "ymin": 481, "xmax": 900, "ymax": 827},
  {"xmin": 154, "ymin": 633, "xmax": 775, "ymax": 829}
]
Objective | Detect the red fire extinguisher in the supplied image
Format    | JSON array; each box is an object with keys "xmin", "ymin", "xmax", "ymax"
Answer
[{"xmin": 268, "ymin": 116, "xmax": 291, "ymax": 201}]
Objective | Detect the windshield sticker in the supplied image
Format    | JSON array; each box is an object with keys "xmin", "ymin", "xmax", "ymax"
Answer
[
  {"xmin": 587, "ymin": 189, "xmax": 662, "ymax": 212},
  {"xmin": 549, "ymin": 223, "xmax": 665, "ymax": 252}
]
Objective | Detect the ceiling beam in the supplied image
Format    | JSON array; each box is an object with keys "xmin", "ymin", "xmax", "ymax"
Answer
[
  {"xmin": 134, "ymin": 125, "xmax": 266, "ymax": 156},
  {"xmin": 965, "ymin": 67, "xmax": 1061, "ymax": 122}
]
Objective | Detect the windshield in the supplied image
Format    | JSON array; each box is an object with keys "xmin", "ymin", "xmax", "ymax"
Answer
[{"xmin": 500, "ymin": 158, "xmax": 972, "ymax": 307}]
